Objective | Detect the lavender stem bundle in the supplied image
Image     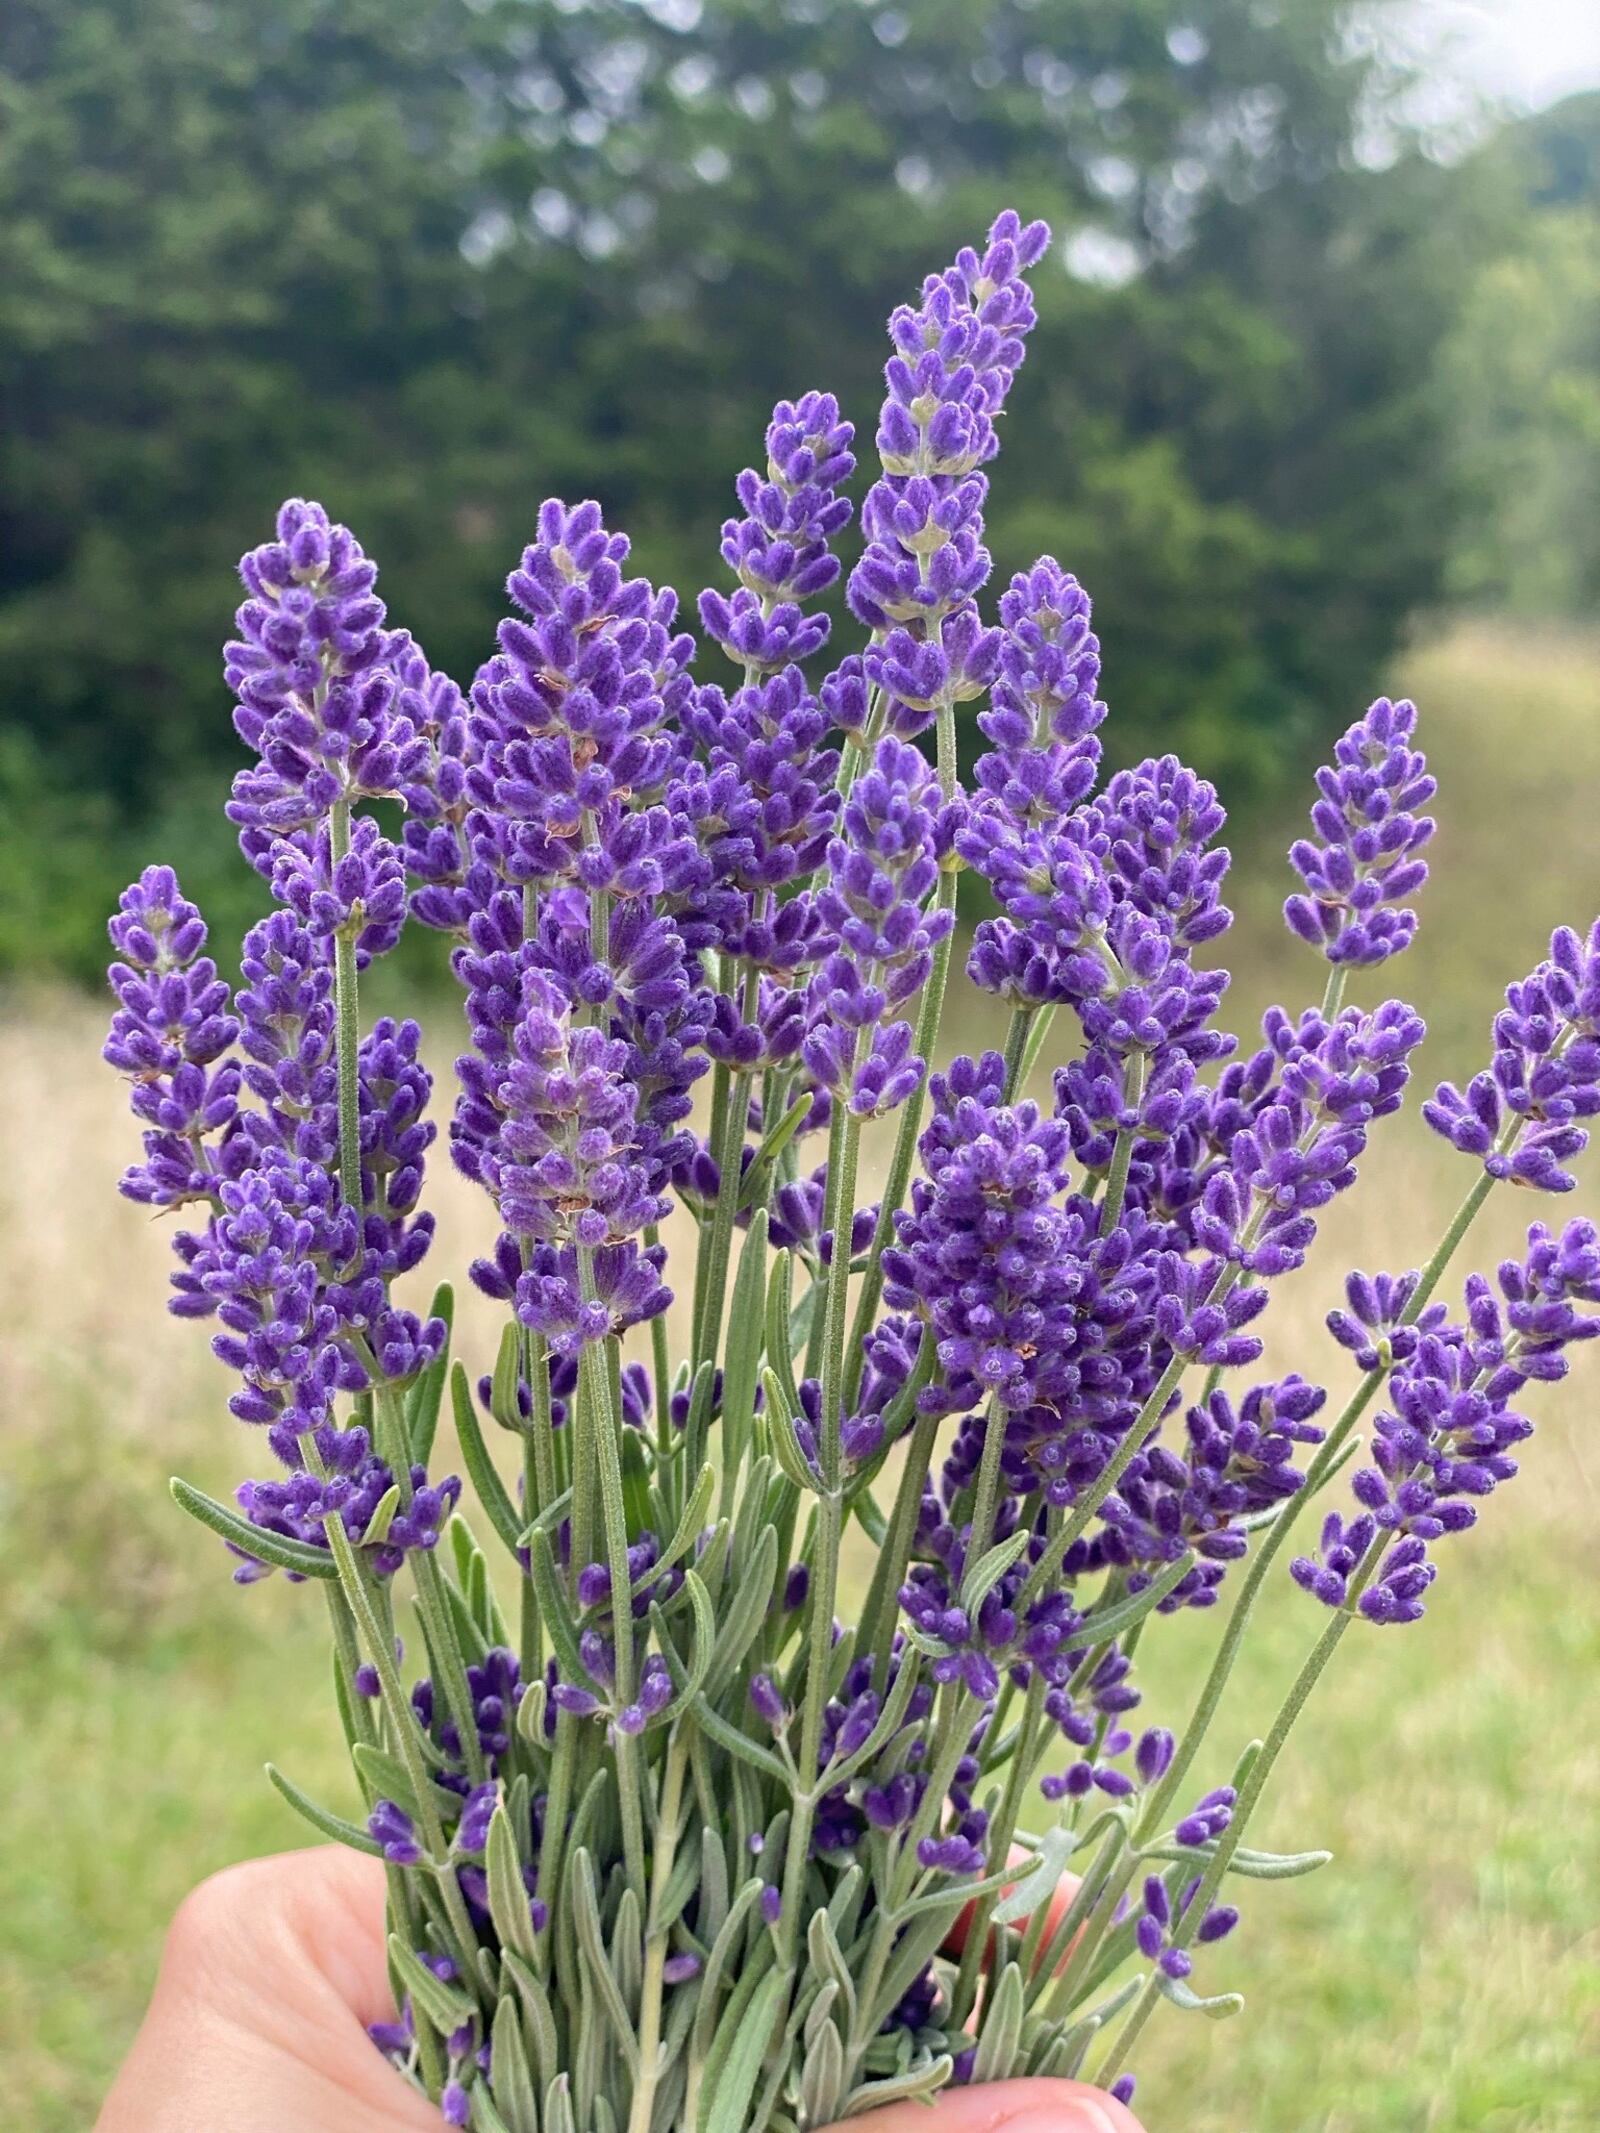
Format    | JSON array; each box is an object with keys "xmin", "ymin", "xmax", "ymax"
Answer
[{"xmin": 105, "ymin": 213, "xmax": 1600, "ymax": 2132}]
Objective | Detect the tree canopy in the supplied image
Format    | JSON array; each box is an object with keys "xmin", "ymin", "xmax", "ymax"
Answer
[{"xmin": 0, "ymin": 0, "xmax": 1517, "ymax": 971}]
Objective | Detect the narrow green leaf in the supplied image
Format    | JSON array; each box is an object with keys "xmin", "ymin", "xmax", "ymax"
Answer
[
  {"xmin": 450, "ymin": 1363, "xmax": 523, "ymax": 1556},
  {"xmin": 1078, "ymin": 1551, "xmax": 1197, "ymax": 1643},
  {"xmin": 649, "ymin": 1463, "xmax": 716, "ymax": 1590},
  {"xmin": 970, "ymin": 1961, "xmax": 1024, "ymax": 2084},
  {"xmin": 487, "ymin": 1802, "xmax": 538, "ymax": 1963},
  {"xmin": 470, "ymin": 2082, "xmax": 515, "ymax": 2133},
  {"xmin": 265, "ymin": 1764, "xmax": 382, "ymax": 1855},
  {"xmin": 490, "ymin": 1321, "xmax": 523, "ymax": 1432},
  {"xmin": 700, "ymin": 1968, "xmax": 784, "ymax": 2133},
  {"xmin": 1227, "ymin": 1843, "xmax": 1333, "ymax": 1879},
  {"xmin": 840, "ymin": 2057, "xmax": 954, "ymax": 2117},
  {"xmin": 542, "ymin": 2073, "xmax": 575, "ymax": 2133},
  {"xmin": 170, "ymin": 1476, "xmax": 337, "ymax": 1580},
  {"xmin": 764, "ymin": 1253, "xmax": 801, "ymax": 1420},
  {"xmin": 569, "ymin": 1849, "xmax": 640, "ymax": 2074},
  {"xmin": 690, "ymin": 1696, "xmax": 791, "ymax": 1784},
  {"xmin": 866, "ymin": 1905, "xmax": 961, "ymax": 2037},
  {"xmin": 798, "ymin": 2016, "xmax": 845, "ymax": 2127},
  {"xmin": 960, "ymin": 1529, "xmax": 1033, "ymax": 1614},
  {"xmin": 1138, "ymin": 1839, "xmax": 1333, "ymax": 1881},
  {"xmin": 489, "ymin": 1995, "xmax": 538, "ymax": 2133},
  {"xmin": 848, "ymin": 1484, "xmax": 889, "ymax": 1548},
  {"xmin": 720, "ymin": 1209, "xmax": 770, "ymax": 1473},
  {"xmin": 759, "ymin": 1368, "xmax": 819, "ymax": 1494},
  {"xmin": 515, "ymin": 1677, "xmax": 547, "ymax": 1750},
  {"xmin": 702, "ymin": 1526, "xmax": 779, "ymax": 1700},
  {"xmin": 528, "ymin": 1527, "xmax": 588, "ymax": 1685},
  {"xmin": 738, "ymin": 1089, "xmax": 813, "ymax": 1211},
  {"xmin": 992, "ymin": 1824, "xmax": 1081, "ymax": 1927},
  {"xmin": 825, "ymin": 1650, "xmax": 924, "ymax": 1789},
  {"xmin": 691, "ymin": 1879, "xmax": 764, "ymax": 2061},
  {"xmin": 621, "ymin": 1423, "xmax": 653, "ymax": 1539},
  {"xmin": 352, "ymin": 1743, "xmax": 419, "ymax": 1820},
  {"xmin": 807, "ymin": 1909, "xmax": 857, "ymax": 2040},
  {"xmin": 388, "ymin": 1934, "xmax": 475, "ymax": 2033},
  {"xmin": 501, "ymin": 1950, "xmax": 561, "ymax": 2090},
  {"xmin": 406, "ymin": 1281, "xmax": 454, "ymax": 1467},
  {"xmin": 1160, "ymin": 1971, "xmax": 1244, "ymax": 2020},
  {"xmin": 360, "ymin": 1482, "xmax": 402, "ymax": 1550}
]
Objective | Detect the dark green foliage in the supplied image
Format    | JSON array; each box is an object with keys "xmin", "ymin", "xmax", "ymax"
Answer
[{"xmin": 1, "ymin": 0, "xmax": 1481, "ymax": 973}]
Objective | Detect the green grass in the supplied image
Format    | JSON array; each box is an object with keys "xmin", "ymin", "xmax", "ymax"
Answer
[{"xmin": 3, "ymin": 622, "xmax": 1598, "ymax": 2129}]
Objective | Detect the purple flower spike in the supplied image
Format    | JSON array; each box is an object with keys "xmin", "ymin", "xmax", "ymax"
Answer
[
  {"xmin": 1425, "ymin": 921, "xmax": 1600, "ymax": 1191},
  {"xmin": 700, "ymin": 392, "xmax": 856, "ymax": 672},
  {"xmin": 225, "ymin": 500, "xmax": 430, "ymax": 862},
  {"xmin": 804, "ymin": 735, "xmax": 954, "ymax": 1118},
  {"xmin": 105, "ymin": 867, "xmax": 242, "ymax": 1209},
  {"xmin": 975, "ymin": 560, "xmax": 1106, "ymax": 820},
  {"xmin": 270, "ymin": 814, "xmax": 407, "ymax": 970},
  {"xmin": 1284, "ymin": 697, "xmax": 1435, "ymax": 966}
]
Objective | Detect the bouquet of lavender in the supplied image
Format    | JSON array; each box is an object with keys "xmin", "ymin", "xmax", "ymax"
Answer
[{"xmin": 105, "ymin": 211, "xmax": 1600, "ymax": 2132}]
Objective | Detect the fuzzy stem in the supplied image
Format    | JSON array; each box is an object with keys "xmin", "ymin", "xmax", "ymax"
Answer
[
  {"xmin": 577, "ymin": 1256, "xmax": 647, "ymax": 1894},
  {"xmin": 1098, "ymin": 1050, "xmax": 1148, "ymax": 1238},
  {"xmin": 951, "ymin": 1671, "xmax": 1050, "ymax": 2029},
  {"xmin": 1001, "ymin": 1005, "xmax": 1037, "ymax": 1101},
  {"xmin": 627, "ymin": 1735, "xmax": 689, "ymax": 2133},
  {"xmin": 859, "ymin": 1407, "xmax": 940, "ymax": 1677},
  {"xmin": 842, "ymin": 691, "xmax": 962, "ymax": 1402},
  {"xmin": 328, "ymin": 799, "xmax": 364, "ymax": 1217}
]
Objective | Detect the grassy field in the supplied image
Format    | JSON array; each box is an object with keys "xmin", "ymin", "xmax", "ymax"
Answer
[{"xmin": 3, "ymin": 623, "xmax": 1598, "ymax": 2130}]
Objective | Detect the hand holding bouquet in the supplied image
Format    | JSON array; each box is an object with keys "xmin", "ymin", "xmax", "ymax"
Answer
[{"xmin": 105, "ymin": 212, "xmax": 1600, "ymax": 2131}]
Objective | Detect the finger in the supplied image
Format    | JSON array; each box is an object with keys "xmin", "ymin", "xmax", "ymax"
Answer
[
  {"xmin": 946, "ymin": 1864, "xmax": 1080, "ymax": 1976},
  {"xmin": 263, "ymin": 1843, "xmax": 399, "ymax": 2026},
  {"xmin": 96, "ymin": 1849, "xmax": 437, "ymax": 2133},
  {"xmin": 821, "ymin": 2075, "xmax": 1146, "ymax": 2133}
]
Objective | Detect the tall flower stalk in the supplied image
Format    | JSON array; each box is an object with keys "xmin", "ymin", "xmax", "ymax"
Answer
[{"xmin": 105, "ymin": 220, "xmax": 1596, "ymax": 2131}]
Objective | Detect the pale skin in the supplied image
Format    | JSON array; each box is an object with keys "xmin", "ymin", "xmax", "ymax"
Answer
[{"xmin": 96, "ymin": 1849, "xmax": 1147, "ymax": 2133}]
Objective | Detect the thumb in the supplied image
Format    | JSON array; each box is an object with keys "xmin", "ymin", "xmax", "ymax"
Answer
[{"xmin": 822, "ymin": 2075, "xmax": 1146, "ymax": 2133}]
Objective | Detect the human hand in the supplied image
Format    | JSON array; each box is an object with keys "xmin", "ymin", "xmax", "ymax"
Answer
[{"xmin": 96, "ymin": 1848, "xmax": 1146, "ymax": 2133}]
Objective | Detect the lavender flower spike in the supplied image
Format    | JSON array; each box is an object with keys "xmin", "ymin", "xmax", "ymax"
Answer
[
  {"xmin": 105, "ymin": 866, "xmax": 241, "ymax": 1208},
  {"xmin": 1424, "ymin": 920, "xmax": 1600, "ymax": 1190},
  {"xmin": 1284, "ymin": 697, "xmax": 1435, "ymax": 966},
  {"xmin": 699, "ymin": 392, "xmax": 856, "ymax": 672}
]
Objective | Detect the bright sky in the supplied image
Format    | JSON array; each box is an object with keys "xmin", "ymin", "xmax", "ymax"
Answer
[{"xmin": 1426, "ymin": 0, "xmax": 1600, "ymax": 110}]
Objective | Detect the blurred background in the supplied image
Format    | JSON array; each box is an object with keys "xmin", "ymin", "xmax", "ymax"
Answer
[{"xmin": 2, "ymin": 2, "xmax": 1598, "ymax": 2128}]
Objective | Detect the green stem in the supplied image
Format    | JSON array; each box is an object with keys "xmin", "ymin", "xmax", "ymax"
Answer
[
  {"xmin": 577, "ymin": 1257, "xmax": 646, "ymax": 1893},
  {"xmin": 952, "ymin": 1671, "xmax": 1049, "ymax": 2028},
  {"xmin": 1016, "ymin": 1004, "xmax": 1058, "ymax": 1089},
  {"xmin": 860, "ymin": 1408, "xmax": 940, "ymax": 1677},
  {"xmin": 1001, "ymin": 1005, "xmax": 1037, "ymax": 1100},
  {"xmin": 843, "ymin": 904, "xmax": 955, "ymax": 1404},
  {"xmin": 328, "ymin": 799, "xmax": 363, "ymax": 1217},
  {"xmin": 963, "ymin": 1392, "xmax": 1009, "ymax": 1576},
  {"xmin": 628, "ymin": 1736, "xmax": 689, "ymax": 2133},
  {"xmin": 842, "ymin": 690, "xmax": 962, "ymax": 1403},
  {"xmin": 1135, "ymin": 1149, "xmax": 1502, "ymax": 1845},
  {"xmin": 696, "ymin": 1079, "xmax": 755, "ymax": 1376},
  {"xmin": 309, "ymin": 1458, "xmax": 478, "ymax": 1964},
  {"xmin": 1098, "ymin": 1052, "xmax": 1148, "ymax": 1238},
  {"xmin": 1100, "ymin": 1599, "xmax": 1353, "ymax": 2083},
  {"xmin": 1016, "ymin": 1339, "xmax": 1195, "ymax": 1614}
]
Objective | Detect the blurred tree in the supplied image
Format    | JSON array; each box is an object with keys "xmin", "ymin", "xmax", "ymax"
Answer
[
  {"xmin": 0, "ymin": 0, "xmax": 1481, "ymax": 973},
  {"xmin": 1440, "ymin": 94, "xmax": 1600, "ymax": 620}
]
